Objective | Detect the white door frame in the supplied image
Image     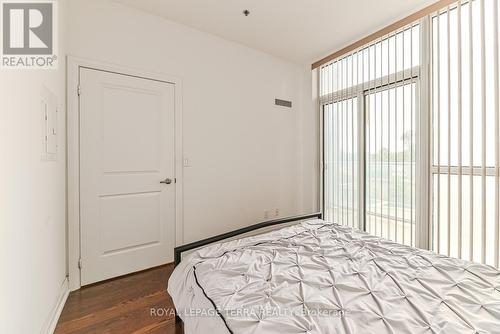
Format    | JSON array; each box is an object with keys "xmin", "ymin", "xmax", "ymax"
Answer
[{"xmin": 67, "ymin": 56, "xmax": 184, "ymax": 291}]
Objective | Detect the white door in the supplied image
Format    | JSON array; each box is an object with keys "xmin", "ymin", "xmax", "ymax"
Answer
[{"xmin": 79, "ymin": 68, "xmax": 175, "ymax": 285}]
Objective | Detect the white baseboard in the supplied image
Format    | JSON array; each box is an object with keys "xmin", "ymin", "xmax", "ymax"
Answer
[{"xmin": 41, "ymin": 277, "xmax": 69, "ymax": 334}]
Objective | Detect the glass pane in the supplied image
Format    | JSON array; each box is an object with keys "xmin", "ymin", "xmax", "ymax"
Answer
[
  {"xmin": 324, "ymin": 98, "xmax": 359, "ymax": 228},
  {"xmin": 432, "ymin": 174, "xmax": 498, "ymax": 266},
  {"xmin": 432, "ymin": 1, "xmax": 500, "ymax": 168},
  {"xmin": 319, "ymin": 25, "xmax": 420, "ymax": 97},
  {"xmin": 366, "ymin": 83, "xmax": 416, "ymax": 247},
  {"xmin": 431, "ymin": 0, "xmax": 500, "ymax": 266}
]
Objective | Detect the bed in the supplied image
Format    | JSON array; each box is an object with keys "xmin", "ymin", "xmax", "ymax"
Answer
[{"xmin": 168, "ymin": 213, "xmax": 500, "ymax": 334}]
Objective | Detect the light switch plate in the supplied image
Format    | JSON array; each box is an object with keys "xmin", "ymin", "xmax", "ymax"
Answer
[{"xmin": 41, "ymin": 85, "xmax": 58, "ymax": 161}]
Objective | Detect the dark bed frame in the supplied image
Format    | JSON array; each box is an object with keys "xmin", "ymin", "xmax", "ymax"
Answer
[
  {"xmin": 172, "ymin": 211, "xmax": 323, "ymax": 325},
  {"xmin": 173, "ymin": 212, "xmax": 323, "ymax": 267}
]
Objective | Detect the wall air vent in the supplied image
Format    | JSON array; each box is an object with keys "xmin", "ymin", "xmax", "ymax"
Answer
[{"xmin": 275, "ymin": 99, "xmax": 292, "ymax": 108}]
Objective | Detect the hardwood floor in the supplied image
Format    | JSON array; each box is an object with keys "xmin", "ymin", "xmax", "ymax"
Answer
[{"xmin": 55, "ymin": 264, "xmax": 183, "ymax": 334}]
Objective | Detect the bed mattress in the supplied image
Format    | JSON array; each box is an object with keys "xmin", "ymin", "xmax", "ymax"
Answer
[{"xmin": 168, "ymin": 219, "xmax": 500, "ymax": 333}]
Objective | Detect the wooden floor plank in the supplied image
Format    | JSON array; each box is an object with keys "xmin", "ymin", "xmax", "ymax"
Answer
[{"xmin": 55, "ymin": 264, "xmax": 183, "ymax": 334}]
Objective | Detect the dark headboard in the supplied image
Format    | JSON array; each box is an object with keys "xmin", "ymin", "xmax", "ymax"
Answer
[{"xmin": 174, "ymin": 212, "xmax": 323, "ymax": 266}]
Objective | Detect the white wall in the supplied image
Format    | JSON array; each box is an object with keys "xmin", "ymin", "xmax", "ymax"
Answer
[
  {"xmin": 67, "ymin": 0, "xmax": 318, "ymax": 243},
  {"xmin": 300, "ymin": 68, "xmax": 320, "ymax": 214},
  {"xmin": 0, "ymin": 0, "xmax": 319, "ymax": 330},
  {"xmin": 0, "ymin": 1, "xmax": 67, "ymax": 333},
  {"xmin": 0, "ymin": 0, "xmax": 319, "ymax": 331}
]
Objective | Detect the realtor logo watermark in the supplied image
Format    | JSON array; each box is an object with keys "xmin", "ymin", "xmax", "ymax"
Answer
[{"xmin": 1, "ymin": 0, "xmax": 57, "ymax": 69}]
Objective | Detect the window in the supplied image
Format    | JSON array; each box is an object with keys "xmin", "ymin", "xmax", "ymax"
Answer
[
  {"xmin": 431, "ymin": 0, "xmax": 500, "ymax": 266},
  {"xmin": 319, "ymin": 0, "xmax": 500, "ymax": 268},
  {"xmin": 365, "ymin": 83, "xmax": 417, "ymax": 246},
  {"xmin": 324, "ymin": 98, "xmax": 359, "ymax": 229},
  {"xmin": 321, "ymin": 26, "xmax": 421, "ymax": 247}
]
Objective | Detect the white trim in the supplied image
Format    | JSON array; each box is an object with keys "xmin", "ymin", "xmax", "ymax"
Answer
[
  {"xmin": 431, "ymin": 166, "xmax": 500, "ymax": 176},
  {"xmin": 67, "ymin": 56, "xmax": 184, "ymax": 291},
  {"xmin": 357, "ymin": 91, "xmax": 365, "ymax": 231},
  {"xmin": 457, "ymin": 1, "xmax": 463, "ymax": 260},
  {"xmin": 480, "ymin": 0, "xmax": 487, "ymax": 264},
  {"xmin": 468, "ymin": 0, "xmax": 475, "ymax": 261},
  {"xmin": 41, "ymin": 278, "xmax": 69, "ymax": 334},
  {"xmin": 317, "ymin": 68, "xmax": 323, "ymax": 215}
]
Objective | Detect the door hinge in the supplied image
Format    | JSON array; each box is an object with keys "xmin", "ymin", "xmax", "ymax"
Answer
[
  {"xmin": 78, "ymin": 258, "xmax": 82, "ymax": 269},
  {"xmin": 77, "ymin": 85, "xmax": 81, "ymax": 96}
]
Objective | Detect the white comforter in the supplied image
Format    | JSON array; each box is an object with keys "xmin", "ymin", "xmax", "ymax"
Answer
[{"xmin": 168, "ymin": 219, "xmax": 500, "ymax": 333}]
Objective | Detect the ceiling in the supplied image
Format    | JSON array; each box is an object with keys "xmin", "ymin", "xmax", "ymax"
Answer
[{"xmin": 114, "ymin": 0, "xmax": 435, "ymax": 65}]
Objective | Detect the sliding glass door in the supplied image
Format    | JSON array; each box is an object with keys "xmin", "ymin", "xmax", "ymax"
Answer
[
  {"xmin": 365, "ymin": 83, "xmax": 416, "ymax": 246},
  {"xmin": 321, "ymin": 25, "xmax": 420, "ymax": 247}
]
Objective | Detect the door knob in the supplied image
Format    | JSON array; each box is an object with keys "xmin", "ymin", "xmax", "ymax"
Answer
[{"xmin": 160, "ymin": 178, "xmax": 172, "ymax": 184}]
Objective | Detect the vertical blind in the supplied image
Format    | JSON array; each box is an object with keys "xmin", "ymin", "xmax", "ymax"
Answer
[
  {"xmin": 321, "ymin": 25, "xmax": 421, "ymax": 247},
  {"xmin": 431, "ymin": 0, "xmax": 500, "ymax": 267}
]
